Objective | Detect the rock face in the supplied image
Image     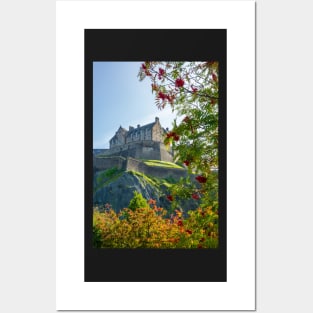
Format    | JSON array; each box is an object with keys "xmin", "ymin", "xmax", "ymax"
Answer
[
  {"xmin": 93, "ymin": 170, "xmax": 199, "ymax": 213},
  {"xmin": 94, "ymin": 171, "xmax": 162, "ymax": 211}
]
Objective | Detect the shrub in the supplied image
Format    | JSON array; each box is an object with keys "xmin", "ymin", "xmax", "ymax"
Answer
[
  {"xmin": 93, "ymin": 203, "xmax": 218, "ymax": 248},
  {"xmin": 128, "ymin": 191, "xmax": 149, "ymax": 211}
]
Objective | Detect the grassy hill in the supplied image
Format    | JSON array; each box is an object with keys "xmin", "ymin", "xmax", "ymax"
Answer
[{"xmin": 143, "ymin": 159, "xmax": 184, "ymax": 169}]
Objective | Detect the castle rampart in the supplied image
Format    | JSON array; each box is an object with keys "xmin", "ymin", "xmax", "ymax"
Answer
[
  {"xmin": 93, "ymin": 156, "xmax": 127, "ymax": 171},
  {"xmin": 93, "ymin": 156, "xmax": 187, "ymax": 180}
]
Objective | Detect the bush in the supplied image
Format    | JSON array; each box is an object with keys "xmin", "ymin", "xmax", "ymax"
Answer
[
  {"xmin": 93, "ymin": 202, "xmax": 218, "ymax": 249},
  {"xmin": 128, "ymin": 191, "xmax": 149, "ymax": 211}
]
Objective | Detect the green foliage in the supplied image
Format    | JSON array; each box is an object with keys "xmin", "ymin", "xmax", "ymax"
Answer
[
  {"xmin": 138, "ymin": 61, "xmax": 219, "ymax": 211},
  {"xmin": 104, "ymin": 167, "xmax": 121, "ymax": 179},
  {"xmin": 94, "ymin": 167, "xmax": 123, "ymax": 193},
  {"xmin": 96, "ymin": 167, "xmax": 121, "ymax": 183},
  {"xmin": 128, "ymin": 190, "xmax": 149, "ymax": 211},
  {"xmin": 92, "ymin": 224, "xmax": 103, "ymax": 248}
]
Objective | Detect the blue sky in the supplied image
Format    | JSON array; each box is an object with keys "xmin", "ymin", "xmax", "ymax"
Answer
[{"xmin": 93, "ymin": 62, "xmax": 175, "ymax": 148}]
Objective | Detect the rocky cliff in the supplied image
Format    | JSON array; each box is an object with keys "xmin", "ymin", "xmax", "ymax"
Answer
[{"xmin": 93, "ymin": 168, "xmax": 199, "ymax": 214}]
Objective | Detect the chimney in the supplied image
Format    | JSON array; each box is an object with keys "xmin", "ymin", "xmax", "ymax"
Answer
[
  {"xmin": 155, "ymin": 117, "xmax": 159, "ymax": 123},
  {"xmin": 129, "ymin": 126, "xmax": 134, "ymax": 131},
  {"xmin": 137, "ymin": 124, "xmax": 140, "ymax": 128}
]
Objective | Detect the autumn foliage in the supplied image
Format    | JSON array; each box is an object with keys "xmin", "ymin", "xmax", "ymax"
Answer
[{"xmin": 93, "ymin": 200, "xmax": 218, "ymax": 249}]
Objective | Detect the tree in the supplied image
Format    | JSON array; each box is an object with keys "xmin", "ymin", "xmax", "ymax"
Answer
[
  {"xmin": 138, "ymin": 62, "xmax": 219, "ymax": 211},
  {"xmin": 128, "ymin": 190, "xmax": 149, "ymax": 211}
]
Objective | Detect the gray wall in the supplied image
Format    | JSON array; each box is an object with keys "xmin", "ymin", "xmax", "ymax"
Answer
[
  {"xmin": 96, "ymin": 140, "xmax": 173, "ymax": 162},
  {"xmin": 93, "ymin": 156, "xmax": 187, "ymax": 180},
  {"xmin": 93, "ymin": 156, "xmax": 126, "ymax": 171}
]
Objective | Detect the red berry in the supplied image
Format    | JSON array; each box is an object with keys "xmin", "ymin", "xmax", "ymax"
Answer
[
  {"xmin": 175, "ymin": 78, "xmax": 185, "ymax": 88},
  {"xmin": 158, "ymin": 91, "xmax": 167, "ymax": 100},
  {"xmin": 192, "ymin": 193, "xmax": 200, "ymax": 200},
  {"xmin": 167, "ymin": 195, "xmax": 173, "ymax": 202},
  {"xmin": 183, "ymin": 160, "xmax": 190, "ymax": 166},
  {"xmin": 158, "ymin": 68, "xmax": 165, "ymax": 76},
  {"xmin": 195, "ymin": 175, "xmax": 207, "ymax": 183},
  {"xmin": 166, "ymin": 131, "xmax": 174, "ymax": 138},
  {"xmin": 177, "ymin": 220, "xmax": 183, "ymax": 227},
  {"xmin": 173, "ymin": 135, "xmax": 180, "ymax": 141},
  {"xmin": 186, "ymin": 229, "xmax": 192, "ymax": 235}
]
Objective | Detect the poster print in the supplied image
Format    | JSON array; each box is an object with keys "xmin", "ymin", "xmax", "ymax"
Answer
[
  {"xmin": 57, "ymin": 1, "xmax": 255, "ymax": 310},
  {"xmin": 85, "ymin": 30, "xmax": 227, "ymax": 282}
]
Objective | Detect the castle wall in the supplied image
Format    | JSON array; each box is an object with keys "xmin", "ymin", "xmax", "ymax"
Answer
[
  {"xmin": 93, "ymin": 156, "xmax": 127, "ymax": 171},
  {"xmin": 93, "ymin": 156, "xmax": 187, "ymax": 181},
  {"xmin": 151, "ymin": 123, "xmax": 164, "ymax": 142},
  {"xmin": 159, "ymin": 145, "xmax": 174, "ymax": 162},
  {"xmin": 93, "ymin": 149, "xmax": 110, "ymax": 156},
  {"xmin": 125, "ymin": 157, "xmax": 145, "ymax": 172},
  {"xmin": 98, "ymin": 140, "xmax": 172, "ymax": 162},
  {"xmin": 110, "ymin": 127, "xmax": 127, "ymax": 148}
]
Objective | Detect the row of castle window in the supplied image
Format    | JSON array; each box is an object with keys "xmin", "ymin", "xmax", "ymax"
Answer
[
  {"xmin": 127, "ymin": 130, "xmax": 151, "ymax": 141},
  {"xmin": 111, "ymin": 130, "xmax": 152, "ymax": 145}
]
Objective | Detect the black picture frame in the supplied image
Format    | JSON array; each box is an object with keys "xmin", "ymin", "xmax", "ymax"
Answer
[{"xmin": 85, "ymin": 29, "xmax": 227, "ymax": 282}]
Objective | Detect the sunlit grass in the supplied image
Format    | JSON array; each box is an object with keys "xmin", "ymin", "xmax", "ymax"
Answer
[{"xmin": 143, "ymin": 159, "xmax": 183, "ymax": 169}]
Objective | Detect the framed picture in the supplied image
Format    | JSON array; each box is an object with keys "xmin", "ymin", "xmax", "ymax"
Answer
[
  {"xmin": 85, "ymin": 29, "xmax": 226, "ymax": 283},
  {"xmin": 57, "ymin": 1, "xmax": 255, "ymax": 310}
]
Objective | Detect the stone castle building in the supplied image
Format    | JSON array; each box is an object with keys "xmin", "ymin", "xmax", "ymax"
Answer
[{"xmin": 96, "ymin": 117, "xmax": 173, "ymax": 162}]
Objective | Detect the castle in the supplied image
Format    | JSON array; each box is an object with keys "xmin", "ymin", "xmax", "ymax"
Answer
[{"xmin": 94, "ymin": 117, "xmax": 173, "ymax": 162}]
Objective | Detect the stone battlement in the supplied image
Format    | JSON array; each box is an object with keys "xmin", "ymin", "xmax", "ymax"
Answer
[
  {"xmin": 93, "ymin": 156, "xmax": 187, "ymax": 180},
  {"xmin": 97, "ymin": 140, "xmax": 173, "ymax": 162}
]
